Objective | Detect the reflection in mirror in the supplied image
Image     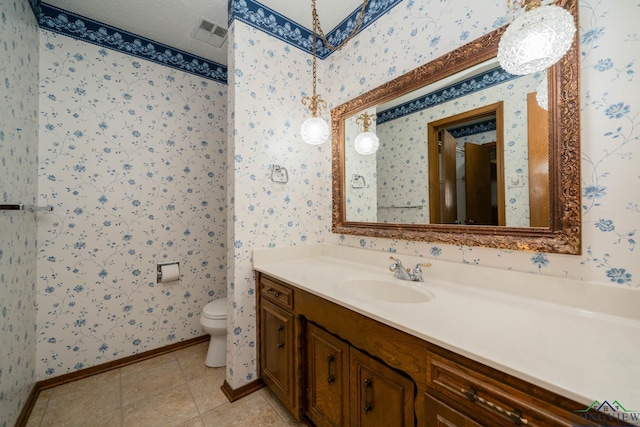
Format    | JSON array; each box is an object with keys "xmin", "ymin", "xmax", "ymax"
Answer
[
  {"xmin": 332, "ymin": 0, "xmax": 581, "ymax": 254},
  {"xmin": 344, "ymin": 60, "xmax": 546, "ymax": 228},
  {"xmin": 428, "ymin": 102, "xmax": 504, "ymax": 226}
]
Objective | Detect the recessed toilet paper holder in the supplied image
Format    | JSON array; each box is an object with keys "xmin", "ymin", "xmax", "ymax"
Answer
[{"xmin": 157, "ymin": 262, "xmax": 180, "ymax": 283}]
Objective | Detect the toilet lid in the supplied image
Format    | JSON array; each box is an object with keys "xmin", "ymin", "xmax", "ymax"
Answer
[{"xmin": 203, "ymin": 297, "xmax": 227, "ymax": 320}]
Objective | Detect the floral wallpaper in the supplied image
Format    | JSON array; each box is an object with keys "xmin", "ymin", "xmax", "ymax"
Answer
[
  {"xmin": 38, "ymin": 2, "xmax": 227, "ymax": 83},
  {"xmin": 345, "ymin": 108, "xmax": 378, "ymax": 223},
  {"xmin": 323, "ymin": 0, "xmax": 638, "ymax": 283},
  {"xmin": 230, "ymin": 0, "xmax": 403, "ymax": 59},
  {"xmin": 36, "ymin": 29, "xmax": 227, "ymax": 379},
  {"xmin": 0, "ymin": 0, "xmax": 39, "ymax": 425},
  {"xmin": 376, "ymin": 112, "xmax": 430, "ymax": 223},
  {"xmin": 224, "ymin": 0, "xmax": 639, "ymax": 390},
  {"xmin": 0, "ymin": 0, "xmax": 636, "ymax": 413},
  {"xmin": 374, "ymin": 70, "xmax": 542, "ymax": 226},
  {"xmin": 225, "ymin": 20, "xmax": 331, "ymax": 388}
]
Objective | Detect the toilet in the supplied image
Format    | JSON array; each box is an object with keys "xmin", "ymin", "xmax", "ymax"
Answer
[{"xmin": 200, "ymin": 297, "xmax": 228, "ymax": 367}]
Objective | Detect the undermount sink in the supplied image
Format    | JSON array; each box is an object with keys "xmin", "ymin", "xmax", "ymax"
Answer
[{"xmin": 336, "ymin": 276, "xmax": 434, "ymax": 304}]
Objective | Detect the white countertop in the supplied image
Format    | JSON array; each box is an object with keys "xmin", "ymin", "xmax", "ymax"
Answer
[{"xmin": 253, "ymin": 244, "xmax": 640, "ymax": 409}]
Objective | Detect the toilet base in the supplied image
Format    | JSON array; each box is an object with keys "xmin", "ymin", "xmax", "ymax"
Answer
[{"xmin": 205, "ymin": 333, "xmax": 227, "ymax": 367}]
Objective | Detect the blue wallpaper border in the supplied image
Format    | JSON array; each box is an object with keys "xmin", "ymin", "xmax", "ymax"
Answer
[
  {"xmin": 377, "ymin": 67, "xmax": 520, "ymax": 125},
  {"xmin": 28, "ymin": 0, "xmax": 40, "ymax": 17},
  {"xmin": 449, "ymin": 119, "xmax": 497, "ymax": 138},
  {"xmin": 37, "ymin": 2, "xmax": 228, "ymax": 84},
  {"xmin": 229, "ymin": 0, "xmax": 403, "ymax": 59},
  {"xmin": 29, "ymin": 0, "xmax": 402, "ymax": 82}
]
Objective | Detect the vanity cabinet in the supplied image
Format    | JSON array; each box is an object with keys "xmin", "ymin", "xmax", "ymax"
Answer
[
  {"xmin": 425, "ymin": 351, "xmax": 590, "ymax": 426},
  {"xmin": 305, "ymin": 322, "xmax": 350, "ymax": 426},
  {"xmin": 349, "ymin": 346, "xmax": 415, "ymax": 426},
  {"xmin": 257, "ymin": 276, "xmax": 296, "ymax": 415},
  {"xmin": 255, "ymin": 272, "xmax": 627, "ymax": 427},
  {"xmin": 305, "ymin": 322, "xmax": 415, "ymax": 427},
  {"xmin": 424, "ymin": 394, "xmax": 483, "ymax": 427}
]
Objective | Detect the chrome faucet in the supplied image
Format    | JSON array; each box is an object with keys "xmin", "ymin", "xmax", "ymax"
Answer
[{"xmin": 388, "ymin": 256, "xmax": 431, "ymax": 282}]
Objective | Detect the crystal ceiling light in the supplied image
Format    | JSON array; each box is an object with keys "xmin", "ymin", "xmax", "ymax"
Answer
[
  {"xmin": 497, "ymin": 0, "xmax": 575, "ymax": 76},
  {"xmin": 354, "ymin": 112, "xmax": 379, "ymax": 155},
  {"xmin": 301, "ymin": 0, "xmax": 368, "ymax": 145}
]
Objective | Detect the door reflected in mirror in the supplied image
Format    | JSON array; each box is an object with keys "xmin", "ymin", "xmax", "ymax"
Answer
[
  {"xmin": 428, "ymin": 102, "xmax": 504, "ymax": 226},
  {"xmin": 344, "ymin": 61, "xmax": 546, "ymax": 228}
]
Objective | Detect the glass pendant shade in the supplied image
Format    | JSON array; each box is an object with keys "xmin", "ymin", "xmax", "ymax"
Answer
[
  {"xmin": 354, "ymin": 131, "xmax": 379, "ymax": 155},
  {"xmin": 301, "ymin": 0, "xmax": 367, "ymax": 146},
  {"xmin": 497, "ymin": 5, "xmax": 575, "ymax": 76},
  {"xmin": 301, "ymin": 116, "xmax": 330, "ymax": 145}
]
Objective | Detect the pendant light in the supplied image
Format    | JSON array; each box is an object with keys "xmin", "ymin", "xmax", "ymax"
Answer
[
  {"xmin": 300, "ymin": 16, "xmax": 329, "ymax": 145},
  {"xmin": 497, "ymin": 0, "xmax": 575, "ymax": 76},
  {"xmin": 301, "ymin": 0, "xmax": 368, "ymax": 145}
]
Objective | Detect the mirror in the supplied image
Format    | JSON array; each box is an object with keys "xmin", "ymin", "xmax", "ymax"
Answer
[
  {"xmin": 331, "ymin": 0, "xmax": 580, "ymax": 254},
  {"xmin": 427, "ymin": 101, "xmax": 506, "ymax": 226}
]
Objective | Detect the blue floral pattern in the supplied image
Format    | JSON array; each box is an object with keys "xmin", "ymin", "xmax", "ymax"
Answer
[
  {"xmin": 448, "ymin": 119, "xmax": 497, "ymax": 139},
  {"xmin": 36, "ymin": 30, "xmax": 228, "ymax": 380},
  {"xmin": 1, "ymin": 0, "xmax": 638, "ymax": 411},
  {"xmin": 0, "ymin": 1, "xmax": 39, "ymax": 425},
  {"xmin": 224, "ymin": 0, "xmax": 639, "ymax": 390},
  {"xmin": 373, "ymin": 70, "xmax": 541, "ymax": 227},
  {"xmin": 230, "ymin": 0, "xmax": 402, "ymax": 59},
  {"xmin": 376, "ymin": 67, "xmax": 519, "ymax": 124},
  {"xmin": 38, "ymin": 3, "xmax": 227, "ymax": 83}
]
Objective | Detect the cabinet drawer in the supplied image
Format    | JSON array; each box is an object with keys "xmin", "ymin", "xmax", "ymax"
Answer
[
  {"xmin": 426, "ymin": 351, "xmax": 600, "ymax": 427},
  {"xmin": 260, "ymin": 276, "xmax": 293, "ymax": 310},
  {"xmin": 425, "ymin": 393, "xmax": 483, "ymax": 427}
]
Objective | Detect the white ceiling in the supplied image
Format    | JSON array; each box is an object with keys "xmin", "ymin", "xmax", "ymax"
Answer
[{"xmin": 44, "ymin": 0, "xmax": 365, "ymax": 65}]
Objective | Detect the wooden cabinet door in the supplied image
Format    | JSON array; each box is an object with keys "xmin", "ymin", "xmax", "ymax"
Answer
[
  {"xmin": 260, "ymin": 298, "xmax": 295, "ymax": 411},
  {"xmin": 527, "ymin": 91, "xmax": 550, "ymax": 227},
  {"xmin": 425, "ymin": 394, "xmax": 483, "ymax": 427},
  {"xmin": 465, "ymin": 142, "xmax": 495, "ymax": 225},
  {"xmin": 305, "ymin": 322, "xmax": 350, "ymax": 427},
  {"xmin": 350, "ymin": 347, "xmax": 415, "ymax": 427}
]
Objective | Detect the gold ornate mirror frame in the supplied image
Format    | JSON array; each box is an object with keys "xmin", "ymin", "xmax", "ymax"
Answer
[{"xmin": 331, "ymin": 0, "xmax": 580, "ymax": 254}]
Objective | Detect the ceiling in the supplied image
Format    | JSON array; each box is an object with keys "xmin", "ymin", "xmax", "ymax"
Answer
[{"xmin": 44, "ymin": 0, "xmax": 365, "ymax": 66}]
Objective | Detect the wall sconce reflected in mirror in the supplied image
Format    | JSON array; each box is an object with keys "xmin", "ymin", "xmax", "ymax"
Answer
[
  {"xmin": 498, "ymin": 0, "xmax": 576, "ymax": 76},
  {"xmin": 354, "ymin": 112, "xmax": 379, "ymax": 155}
]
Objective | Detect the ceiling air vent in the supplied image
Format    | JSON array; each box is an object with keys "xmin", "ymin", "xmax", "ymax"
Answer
[{"xmin": 192, "ymin": 17, "xmax": 228, "ymax": 48}]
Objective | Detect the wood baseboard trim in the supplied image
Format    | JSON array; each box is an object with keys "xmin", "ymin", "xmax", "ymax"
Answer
[
  {"xmin": 37, "ymin": 335, "xmax": 209, "ymax": 390},
  {"xmin": 221, "ymin": 379, "xmax": 264, "ymax": 402},
  {"xmin": 14, "ymin": 384, "xmax": 39, "ymax": 427},
  {"xmin": 15, "ymin": 335, "xmax": 209, "ymax": 427}
]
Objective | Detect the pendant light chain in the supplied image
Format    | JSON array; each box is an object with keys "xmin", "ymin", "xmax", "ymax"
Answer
[
  {"xmin": 312, "ymin": 0, "xmax": 368, "ymax": 52},
  {"xmin": 302, "ymin": 0, "xmax": 368, "ymax": 116},
  {"xmin": 302, "ymin": 13, "xmax": 327, "ymax": 118},
  {"xmin": 311, "ymin": 19, "xmax": 317, "ymax": 98},
  {"xmin": 300, "ymin": 0, "xmax": 368, "ymax": 145}
]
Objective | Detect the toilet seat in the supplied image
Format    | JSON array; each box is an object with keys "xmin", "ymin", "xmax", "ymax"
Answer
[{"xmin": 202, "ymin": 297, "xmax": 227, "ymax": 320}]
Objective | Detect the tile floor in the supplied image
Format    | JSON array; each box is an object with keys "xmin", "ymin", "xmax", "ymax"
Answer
[{"xmin": 25, "ymin": 342, "xmax": 306, "ymax": 427}]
